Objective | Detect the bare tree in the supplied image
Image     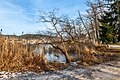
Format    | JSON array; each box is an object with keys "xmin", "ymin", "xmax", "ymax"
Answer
[
  {"xmin": 77, "ymin": 11, "xmax": 91, "ymax": 39},
  {"xmin": 85, "ymin": 0, "xmax": 105, "ymax": 43},
  {"xmin": 38, "ymin": 8, "xmax": 98, "ymax": 63},
  {"xmin": 38, "ymin": 10, "xmax": 72, "ymax": 63}
]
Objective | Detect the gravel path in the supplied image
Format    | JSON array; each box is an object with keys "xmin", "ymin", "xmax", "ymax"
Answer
[
  {"xmin": 0, "ymin": 59, "xmax": 120, "ymax": 80},
  {"xmin": 108, "ymin": 44, "xmax": 120, "ymax": 49}
]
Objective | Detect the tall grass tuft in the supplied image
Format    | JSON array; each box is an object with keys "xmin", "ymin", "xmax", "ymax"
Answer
[{"xmin": 0, "ymin": 36, "xmax": 49, "ymax": 72}]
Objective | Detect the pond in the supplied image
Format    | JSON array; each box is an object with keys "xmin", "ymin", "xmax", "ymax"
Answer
[{"xmin": 34, "ymin": 44, "xmax": 66, "ymax": 63}]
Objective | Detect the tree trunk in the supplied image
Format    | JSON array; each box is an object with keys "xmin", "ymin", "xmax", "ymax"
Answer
[
  {"xmin": 50, "ymin": 43, "xmax": 71, "ymax": 63},
  {"xmin": 118, "ymin": 1, "xmax": 120, "ymax": 42},
  {"xmin": 63, "ymin": 52, "xmax": 71, "ymax": 63},
  {"xmin": 62, "ymin": 42, "xmax": 71, "ymax": 63}
]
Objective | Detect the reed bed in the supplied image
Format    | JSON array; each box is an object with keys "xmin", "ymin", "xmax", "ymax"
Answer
[
  {"xmin": 0, "ymin": 36, "xmax": 49, "ymax": 72},
  {"xmin": 0, "ymin": 36, "xmax": 118, "ymax": 72}
]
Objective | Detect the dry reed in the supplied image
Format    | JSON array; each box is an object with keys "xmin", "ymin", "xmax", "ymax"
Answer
[{"xmin": 0, "ymin": 36, "xmax": 49, "ymax": 72}]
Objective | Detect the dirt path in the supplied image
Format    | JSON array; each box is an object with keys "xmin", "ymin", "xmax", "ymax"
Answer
[
  {"xmin": 108, "ymin": 44, "xmax": 120, "ymax": 49},
  {"xmin": 0, "ymin": 59, "xmax": 120, "ymax": 80}
]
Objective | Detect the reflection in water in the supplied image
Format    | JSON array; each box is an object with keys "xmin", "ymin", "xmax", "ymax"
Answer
[
  {"xmin": 34, "ymin": 45, "xmax": 66, "ymax": 62},
  {"xmin": 46, "ymin": 52, "xmax": 66, "ymax": 62}
]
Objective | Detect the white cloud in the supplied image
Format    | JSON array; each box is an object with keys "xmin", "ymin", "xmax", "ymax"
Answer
[
  {"xmin": 0, "ymin": 0, "xmax": 46, "ymax": 35},
  {"xmin": 0, "ymin": 0, "xmax": 87, "ymax": 35}
]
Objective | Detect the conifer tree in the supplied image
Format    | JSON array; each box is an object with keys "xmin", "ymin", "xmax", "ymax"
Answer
[{"xmin": 99, "ymin": 0, "xmax": 120, "ymax": 43}]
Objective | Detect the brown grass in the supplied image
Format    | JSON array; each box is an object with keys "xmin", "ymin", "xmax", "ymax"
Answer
[
  {"xmin": 0, "ymin": 35, "xmax": 119, "ymax": 72},
  {"xmin": 0, "ymin": 36, "xmax": 49, "ymax": 72}
]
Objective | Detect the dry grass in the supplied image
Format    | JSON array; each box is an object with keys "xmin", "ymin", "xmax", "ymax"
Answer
[
  {"xmin": 0, "ymin": 35, "xmax": 119, "ymax": 72},
  {"xmin": 74, "ymin": 43, "xmax": 120, "ymax": 66},
  {"xmin": 80, "ymin": 45, "xmax": 120, "ymax": 66},
  {"xmin": 0, "ymin": 36, "xmax": 49, "ymax": 72}
]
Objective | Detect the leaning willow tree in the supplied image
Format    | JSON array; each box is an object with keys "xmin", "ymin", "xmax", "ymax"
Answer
[{"xmin": 38, "ymin": 9, "xmax": 94, "ymax": 63}]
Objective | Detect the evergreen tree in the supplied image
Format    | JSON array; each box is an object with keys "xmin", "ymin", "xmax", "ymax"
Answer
[
  {"xmin": 99, "ymin": 0, "xmax": 120, "ymax": 43},
  {"xmin": 99, "ymin": 11, "xmax": 115, "ymax": 43}
]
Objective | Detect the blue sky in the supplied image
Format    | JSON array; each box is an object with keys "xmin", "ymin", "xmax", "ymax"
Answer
[{"xmin": 0, "ymin": 0, "xmax": 88, "ymax": 35}]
